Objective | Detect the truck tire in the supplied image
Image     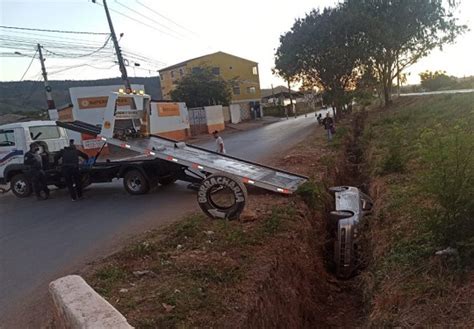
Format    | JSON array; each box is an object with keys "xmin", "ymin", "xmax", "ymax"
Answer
[
  {"xmin": 11, "ymin": 173, "xmax": 33, "ymax": 198},
  {"xmin": 197, "ymin": 173, "xmax": 247, "ymax": 220},
  {"xmin": 158, "ymin": 176, "xmax": 177, "ymax": 186},
  {"xmin": 123, "ymin": 169, "xmax": 150, "ymax": 195}
]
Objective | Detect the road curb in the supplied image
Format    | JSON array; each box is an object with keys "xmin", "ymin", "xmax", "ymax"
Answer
[{"xmin": 49, "ymin": 275, "xmax": 133, "ymax": 329}]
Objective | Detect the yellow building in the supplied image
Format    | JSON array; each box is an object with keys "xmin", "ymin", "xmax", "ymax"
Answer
[{"xmin": 158, "ymin": 51, "xmax": 261, "ymax": 105}]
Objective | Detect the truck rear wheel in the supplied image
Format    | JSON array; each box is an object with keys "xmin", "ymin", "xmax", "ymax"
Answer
[
  {"xmin": 11, "ymin": 173, "xmax": 32, "ymax": 198},
  {"xmin": 123, "ymin": 169, "xmax": 150, "ymax": 195},
  {"xmin": 197, "ymin": 173, "xmax": 247, "ymax": 220}
]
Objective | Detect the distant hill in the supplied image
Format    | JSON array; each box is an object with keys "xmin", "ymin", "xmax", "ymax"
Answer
[{"xmin": 0, "ymin": 77, "xmax": 162, "ymax": 115}]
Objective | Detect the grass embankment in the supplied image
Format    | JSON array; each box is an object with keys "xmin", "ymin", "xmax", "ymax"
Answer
[
  {"xmin": 84, "ymin": 118, "xmax": 354, "ymax": 328},
  {"xmin": 361, "ymin": 94, "xmax": 474, "ymax": 327}
]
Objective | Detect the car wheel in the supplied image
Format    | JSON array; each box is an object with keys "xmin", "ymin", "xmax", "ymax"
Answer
[
  {"xmin": 11, "ymin": 173, "xmax": 32, "ymax": 198},
  {"xmin": 329, "ymin": 186, "xmax": 349, "ymax": 193}
]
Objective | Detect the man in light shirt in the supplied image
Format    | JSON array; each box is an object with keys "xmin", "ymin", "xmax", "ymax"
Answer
[{"xmin": 212, "ymin": 130, "xmax": 226, "ymax": 154}]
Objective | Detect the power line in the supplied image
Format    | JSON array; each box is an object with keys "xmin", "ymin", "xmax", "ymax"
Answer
[
  {"xmin": 1, "ymin": 29, "xmax": 109, "ymax": 46},
  {"xmin": 93, "ymin": 1, "xmax": 182, "ymax": 40},
  {"xmin": 135, "ymin": 0, "xmax": 198, "ymax": 37},
  {"xmin": 19, "ymin": 49, "xmax": 38, "ymax": 81},
  {"xmin": 42, "ymin": 35, "xmax": 112, "ymax": 58},
  {"xmin": 0, "ymin": 25, "xmax": 109, "ymax": 35},
  {"xmin": 114, "ymin": 0, "xmax": 187, "ymax": 39}
]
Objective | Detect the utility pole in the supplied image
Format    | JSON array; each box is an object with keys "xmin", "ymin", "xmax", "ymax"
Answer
[
  {"xmin": 97, "ymin": 0, "xmax": 131, "ymax": 91},
  {"xmin": 37, "ymin": 43, "xmax": 58, "ymax": 120}
]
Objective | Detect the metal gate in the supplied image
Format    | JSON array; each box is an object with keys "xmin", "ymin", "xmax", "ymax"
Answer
[{"xmin": 188, "ymin": 107, "xmax": 208, "ymax": 136}]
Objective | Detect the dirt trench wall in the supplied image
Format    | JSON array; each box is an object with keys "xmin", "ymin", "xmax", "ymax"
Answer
[{"xmin": 244, "ymin": 218, "xmax": 324, "ymax": 328}]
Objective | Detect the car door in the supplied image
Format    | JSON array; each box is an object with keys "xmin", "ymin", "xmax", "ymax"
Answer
[{"xmin": 0, "ymin": 128, "xmax": 24, "ymax": 179}]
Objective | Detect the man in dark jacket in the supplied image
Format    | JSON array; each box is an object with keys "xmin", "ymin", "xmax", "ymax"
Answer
[
  {"xmin": 322, "ymin": 113, "xmax": 335, "ymax": 141},
  {"xmin": 54, "ymin": 139, "xmax": 89, "ymax": 201},
  {"xmin": 24, "ymin": 142, "xmax": 49, "ymax": 200}
]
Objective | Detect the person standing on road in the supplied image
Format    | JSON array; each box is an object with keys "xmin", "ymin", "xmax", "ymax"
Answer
[
  {"xmin": 24, "ymin": 142, "xmax": 50, "ymax": 200},
  {"xmin": 212, "ymin": 131, "xmax": 226, "ymax": 154},
  {"xmin": 322, "ymin": 113, "xmax": 335, "ymax": 142},
  {"xmin": 54, "ymin": 139, "xmax": 89, "ymax": 201}
]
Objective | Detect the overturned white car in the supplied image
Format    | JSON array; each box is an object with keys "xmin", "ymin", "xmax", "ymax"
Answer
[{"xmin": 329, "ymin": 186, "xmax": 373, "ymax": 278}]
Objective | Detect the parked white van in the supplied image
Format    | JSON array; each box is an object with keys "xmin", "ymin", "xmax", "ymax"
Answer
[{"xmin": 0, "ymin": 121, "xmax": 68, "ymax": 197}]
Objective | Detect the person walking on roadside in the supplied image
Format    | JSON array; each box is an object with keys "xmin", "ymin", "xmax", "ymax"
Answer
[
  {"xmin": 212, "ymin": 130, "xmax": 226, "ymax": 154},
  {"xmin": 54, "ymin": 139, "xmax": 89, "ymax": 201},
  {"xmin": 322, "ymin": 112, "xmax": 335, "ymax": 142},
  {"xmin": 24, "ymin": 142, "xmax": 49, "ymax": 200}
]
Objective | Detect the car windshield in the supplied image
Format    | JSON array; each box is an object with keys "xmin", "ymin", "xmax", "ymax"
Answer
[{"xmin": 29, "ymin": 126, "xmax": 60, "ymax": 140}]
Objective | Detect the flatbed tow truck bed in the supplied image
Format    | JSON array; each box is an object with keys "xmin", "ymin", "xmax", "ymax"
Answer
[{"xmin": 57, "ymin": 120, "xmax": 307, "ymax": 194}]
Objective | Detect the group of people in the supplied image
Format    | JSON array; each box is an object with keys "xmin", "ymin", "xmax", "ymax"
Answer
[
  {"xmin": 25, "ymin": 139, "xmax": 89, "ymax": 201},
  {"xmin": 316, "ymin": 112, "xmax": 335, "ymax": 141}
]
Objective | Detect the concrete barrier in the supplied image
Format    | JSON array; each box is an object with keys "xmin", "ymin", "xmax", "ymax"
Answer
[{"xmin": 49, "ymin": 275, "xmax": 133, "ymax": 329}]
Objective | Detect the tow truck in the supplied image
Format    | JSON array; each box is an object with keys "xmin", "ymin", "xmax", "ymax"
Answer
[{"xmin": 1, "ymin": 91, "xmax": 308, "ymax": 219}]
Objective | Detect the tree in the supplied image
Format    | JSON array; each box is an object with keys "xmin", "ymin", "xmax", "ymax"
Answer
[
  {"xmin": 170, "ymin": 67, "xmax": 232, "ymax": 107},
  {"xmin": 345, "ymin": 0, "xmax": 466, "ymax": 106},
  {"xmin": 419, "ymin": 70, "xmax": 457, "ymax": 91},
  {"xmin": 274, "ymin": 5, "xmax": 366, "ymax": 118}
]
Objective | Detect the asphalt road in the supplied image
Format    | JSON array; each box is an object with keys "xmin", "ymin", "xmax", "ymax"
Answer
[{"xmin": 0, "ymin": 114, "xmax": 320, "ymax": 327}]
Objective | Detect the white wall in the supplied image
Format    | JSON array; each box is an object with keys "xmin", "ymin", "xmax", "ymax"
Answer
[
  {"xmin": 149, "ymin": 102, "xmax": 189, "ymax": 134},
  {"xmin": 204, "ymin": 105, "xmax": 224, "ymax": 125},
  {"xmin": 230, "ymin": 104, "xmax": 241, "ymax": 123}
]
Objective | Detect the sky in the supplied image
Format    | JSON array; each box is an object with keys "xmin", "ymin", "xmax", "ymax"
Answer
[{"xmin": 0, "ymin": 0, "xmax": 473, "ymax": 89}]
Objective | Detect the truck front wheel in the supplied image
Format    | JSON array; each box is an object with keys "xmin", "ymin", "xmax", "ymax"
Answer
[
  {"xmin": 11, "ymin": 173, "xmax": 33, "ymax": 198},
  {"xmin": 123, "ymin": 169, "xmax": 150, "ymax": 195}
]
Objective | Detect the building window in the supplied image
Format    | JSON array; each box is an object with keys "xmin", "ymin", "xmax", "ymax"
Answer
[
  {"xmin": 171, "ymin": 70, "xmax": 175, "ymax": 78},
  {"xmin": 229, "ymin": 66, "xmax": 233, "ymax": 70},
  {"xmin": 247, "ymin": 86, "xmax": 256, "ymax": 94},
  {"xmin": 233, "ymin": 85, "xmax": 241, "ymax": 95},
  {"xmin": 160, "ymin": 75, "xmax": 163, "ymax": 80},
  {"xmin": 179, "ymin": 68, "xmax": 183, "ymax": 77},
  {"xmin": 252, "ymin": 66, "xmax": 258, "ymax": 75},
  {"xmin": 192, "ymin": 67, "xmax": 202, "ymax": 74},
  {"xmin": 0, "ymin": 130, "xmax": 15, "ymax": 147},
  {"xmin": 212, "ymin": 67, "xmax": 220, "ymax": 75}
]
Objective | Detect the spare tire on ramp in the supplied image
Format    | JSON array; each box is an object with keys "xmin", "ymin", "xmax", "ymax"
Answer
[{"xmin": 197, "ymin": 173, "xmax": 247, "ymax": 220}]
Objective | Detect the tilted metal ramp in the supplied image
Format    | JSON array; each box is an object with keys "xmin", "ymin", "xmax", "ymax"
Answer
[{"xmin": 57, "ymin": 121, "xmax": 308, "ymax": 194}]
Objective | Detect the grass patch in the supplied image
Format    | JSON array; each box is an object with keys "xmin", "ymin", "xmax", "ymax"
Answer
[
  {"xmin": 362, "ymin": 93, "xmax": 474, "ymax": 327},
  {"xmin": 296, "ymin": 181, "xmax": 327, "ymax": 211},
  {"xmin": 87, "ymin": 200, "xmax": 304, "ymax": 328},
  {"xmin": 94, "ymin": 265, "xmax": 127, "ymax": 296}
]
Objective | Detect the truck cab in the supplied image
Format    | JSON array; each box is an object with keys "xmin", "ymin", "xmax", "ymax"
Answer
[{"xmin": 0, "ymin": 121, "xmax": 69, "ymax": 197}]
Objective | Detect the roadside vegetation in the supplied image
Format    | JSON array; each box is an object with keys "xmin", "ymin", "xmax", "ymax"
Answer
[
  {"xmin": 83, "ymin": 116, "xmax": 362, "ymax": 329},
  {"xmin": 87, "ymin": 201, "xmax": 308, "ymax": 328},
  {"xmin": 361, "ymin": 93, "xmax": 474, "ymax": 327}
]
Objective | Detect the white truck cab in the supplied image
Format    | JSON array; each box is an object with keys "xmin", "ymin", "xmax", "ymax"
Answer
[{"xmin": 0, "ymin": 121, "xmax": 68, "ymax": 196}]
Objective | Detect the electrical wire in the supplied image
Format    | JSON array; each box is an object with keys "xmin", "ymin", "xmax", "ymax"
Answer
[
  {"xmin": 42, "ymin": 35, "xmax": 112, "ymax": 58},
  {"xmin": 1, "ymin": 29, "xmax": 109, "ymax": 46},
  {"xmin": 114, "ymin": 0, "xmax": 187, "ymax": 39},
  {"xmin": 19, "ymin": 48, "xmax": 38, "ymax": 81},
  {"xmin": 135, "ymin": 0, "xmax": 199, "ymax": 37},
  {"xmin": 93, "ymin": 1, "xmax": 183, "ymax": 40},
  {"xmin": 0, "ymin": 25, "xmax": 109, "ymax": 35}
]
